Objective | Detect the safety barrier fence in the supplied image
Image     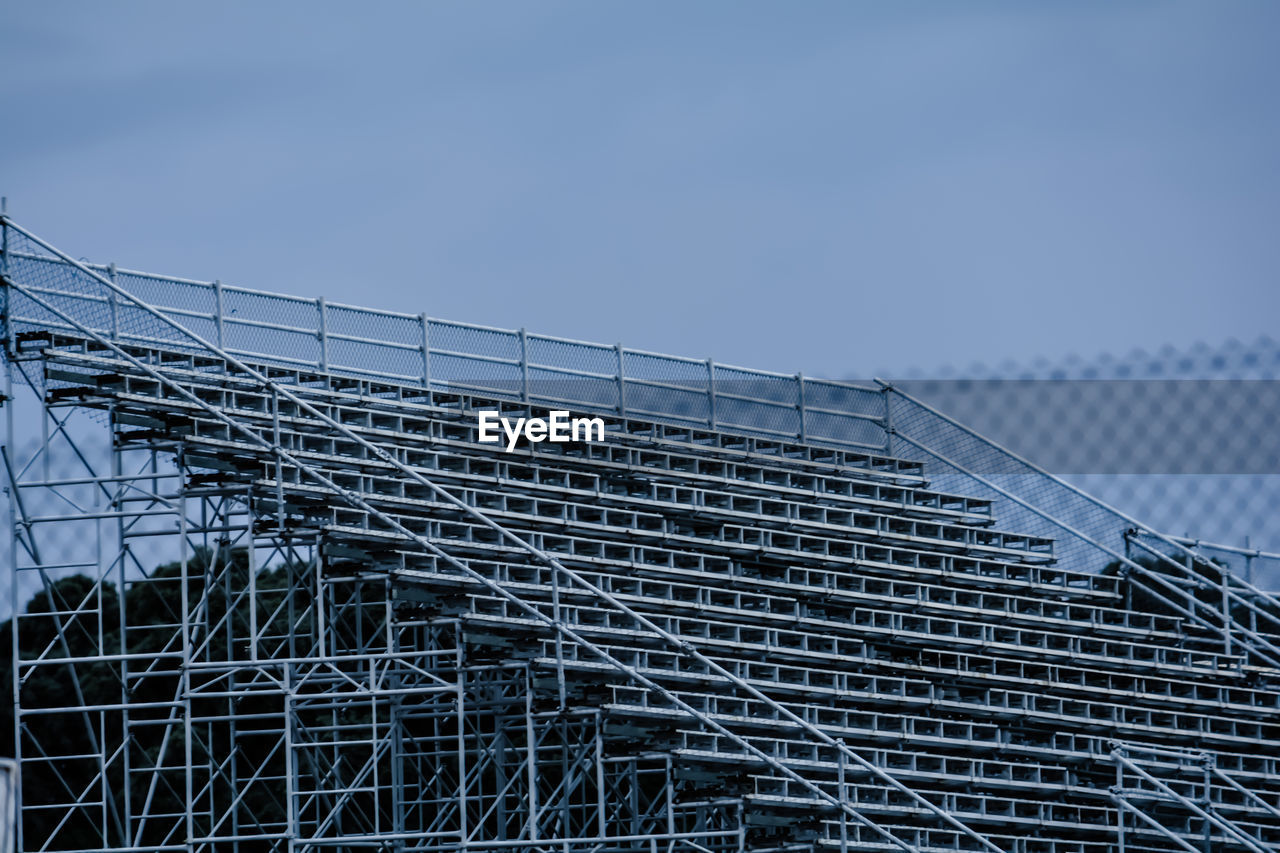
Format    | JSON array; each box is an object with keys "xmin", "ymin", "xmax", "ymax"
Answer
[{"xmin": 0, "ymin": 248, "xmax": 889, "ymax": 453}]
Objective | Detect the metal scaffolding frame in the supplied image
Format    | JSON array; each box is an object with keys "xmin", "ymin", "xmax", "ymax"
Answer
[
  {"xmin": 3, "ymin": 216, "xmax": 1280, "ymax": 852},
  {"xmin": 1108, "ymin": 741, "xmax": 1280, "ymax": 853}
]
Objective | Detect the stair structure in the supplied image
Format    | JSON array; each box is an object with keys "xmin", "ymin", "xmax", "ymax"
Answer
[{"xmin": 3, "ymin": 219, "xmax": 1279, "ymax": 853}]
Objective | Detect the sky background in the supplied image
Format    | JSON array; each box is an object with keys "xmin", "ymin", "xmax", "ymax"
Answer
[{"xmin": 2, "ymin": 1, "xmax": 1278, "ymax": 378}]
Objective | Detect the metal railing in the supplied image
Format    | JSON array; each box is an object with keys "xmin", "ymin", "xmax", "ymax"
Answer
[
  {"xmin": 1, "ymin": 247, "xmax": 889, "ymax": 454},
  {"xmin": 1108, "ymin": 741, "xmax": 1279, "ymax": 853}
]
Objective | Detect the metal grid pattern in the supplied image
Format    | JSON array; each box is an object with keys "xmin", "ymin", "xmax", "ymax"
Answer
[
  {"xmin": 3, "ymin": 217, "xmax": 1280, "ymax": 853},
  {"xmin": 895, "ymin": 339, "xmax": 1280, "ymax": 577},
  {"xmin": 6, "ymin": 333, "xmax": 1280, "ymax": 852}
]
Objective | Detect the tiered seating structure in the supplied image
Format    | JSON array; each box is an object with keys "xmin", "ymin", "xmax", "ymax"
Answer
[{"xmin": 8, "ymin": 325, "xmax": 1280, "ymax": 853}]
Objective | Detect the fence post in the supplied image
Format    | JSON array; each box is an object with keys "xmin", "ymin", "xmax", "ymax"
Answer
[
  {"xmin": 317, "ymin": 296, "xmax": 328, "ymax": 371},
  {"xmin": 108, "ymin": 264, "xmax": 119, "ymax": 341},
  {"xmin": 420, "ymin": 313, "xmax": 430, "ymax": 391},
  {"xmin": 1245, "ymin": 536, "xmax": 1254, "ymax": 587},
  {"xmin": 882, "ymin": 385, "xmax": 894, "ymax": 457},
  {"xmin": 615, "ymin": 343, "xmax": 626, "ymax": 416},
  {"xmin": 214, "ymin": 280, "xmax": 224, "ymax": 350},
  {"xmin": 706, "ymin": 359, "xmax": 717, "ymax": 430},
  {"xmin": 519, "ymin": 327, "xmax": 529, "ymax": 403},
  {"xmin": 797, "ymin": 373, "xmax": 807, "ymax": 443}
]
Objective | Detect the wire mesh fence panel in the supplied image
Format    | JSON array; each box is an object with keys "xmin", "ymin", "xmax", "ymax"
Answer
[
  {"xmin": 805, "ymin": 410, "xmax": 888, "ymax": 451},
  {"xmin": 114, "ymin": 269, "xmax": 220, "ymax": 351},
  {"xmin": 221, "ymin": 289, "xmax": 323, "ymax": 366},
  {"xmin": 114, "ymin": 270, "xmax": 216, "ymax": 319},
  {"xmin": 7, "ymin": 249, "xmax": 112, "ymax": 338},
  {"xmin": 327, "ymin": 336, "xmax": 425, "ymax": 384},
  {"xmin": 325, "ymin": 303, "xmax": 420, "ymax": 345},
  {"xmin": 428, "ymin": 319, "xmax": 522, "ymax": 362},
  {"xmin": 433, "ymin": 354, "xmax": 523, "ymax": 397},
  {"xmin": 526, "ymin": 335, "xmax": 622, "ymax": 410},
  {"xmin": 885, "ymin": 384, "xmax": 1280, "ymax": 675},
  {"xmin": 803, "ymin": 377, "xmax": 888, "ymax": 450},
  {"xmin": 223, "ymin": 286, "xmax": 320, "ymax": 333},
  {"xmin": 620, "ymin": 380, "xmax": 711, "ymax": 425},
  {"xmin": 527, "ymin": 368, "xmax": 620, "ymax": 411},
  {"xmin": 889, "ymin": 388, "xmax": 1162, "ymax": 571},
  {"xmin": 891, "ymin": 342, "xmax": 1280, "ymax": 565},
  {"xmin": 713, "ymin": 367, "xmax": 802, "ymax": 439},
  {"xmin": 528, "ymin": 334, "xmax": 617, "ymax": 376},
  {"xmin": 619, "ymin": 351, "xmax": 712, "ymax": 425},
  {"xmin": 621, "ymin": 350, "xmax": 708, "ymax": 384}
]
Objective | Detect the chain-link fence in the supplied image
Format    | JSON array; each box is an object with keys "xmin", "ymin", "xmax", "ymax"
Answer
[
  {"xmin": 889, "ymin": 339, "xmax": 1280, "ymax": 585},
  {"xmin": 2, "ymin": 233, "xmax": 889, "ymax": 454}
]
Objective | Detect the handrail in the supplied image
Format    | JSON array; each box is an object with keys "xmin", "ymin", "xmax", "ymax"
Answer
[{"xmin": 1, "ymin": 247, "xmax": 887, "ymax": 455}]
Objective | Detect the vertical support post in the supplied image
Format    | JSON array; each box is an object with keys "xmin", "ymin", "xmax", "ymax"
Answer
[
  {"xmin": 214, "ymin": 280, "xmax": 225, "ymax": 350},
  {"xmin": 389, "ymin": 633, "xmax": 406, "ymax": 853},
  {"xmin": 180, "ymin": 505, "xmax": 195, "ymax": 853},
  {"xmin": 560, "ymin": 715, "xmax": 571, "ymax": 853},
  {"xmin": 283, "ymin": 667, "xmax": 297, "ymax": 853},
  {"xmin": 882, "ymin": 385, "xmax": 893, "ymax": 457},
  {"xmin": 665, "ymin": 754, "xmax": 675, "ymax": 841},
  {"xmin": 1203, "ymin": 755, "xmax": 1212, "ymax": 853},
  {"xmin": 108, "ymin": 264, "xmax": 119, "ymax": 341},
  {"xmin": 837, "ymin": 739, "xmax": 848, "ymax": 853},
  {"xmin": 615, "ymin": 343, "xmax": 626, "ymax": 416},
  {"xmin": 1, "ymin": 215, "xmax": 10, "ymax": 353},
  {"xmin": 1114, "ymin": 746, "xmax": 1126, "ymax": 853},
  {"xmin": 519, "ymin": 328, "xmax": 529, "ymax": 404},
  {"xmin": 112, "ymin": 401, "xmax": 132, "ymax": 845},
  {"xmin": 552, "ymin": 565, "xmax": 567, "ymax": 709},
  {"xmin": 273, "ymin": 388, "xmax": 285, "ymax": 537},
  {"xmin": 4, "ymin": 357, "xmax": 21, "ymax": 853},
  {"xmin": 524, "ymin": 670, "xmax": 540, "ymax": 842},
  {"xmin": 706, "ymin": 359, "xmax": 717, "ymax": 430},
  {"xmin": 456, "ymin": 645, "xmax": 469, "ymax": 844},
  {"xmin": 419, "ymin": 313, "xmax": 431, "ymax": 391},
  {"xmin": 315, "ymin": 534, "xmax": 328, "ymax": 661},
  {"xmin": 1221, "ymin": 564, "xmax": 1232, "ymax": 659},
  {"xmin": 247, "ymin": 506, "xmax": 259, "ymax": 661},
  {"xmin": 317, "ymin": 297, "xmax": 329, "ymax": 371},
  {"xmin": 796, "ymin": 373, "xmax": 807, "ymax": 443},
  {"xmin": 594, "ymin": 709, "xmax": 606, "ymax": 839},
  {"xmin": 1123, "ymin": 534, "xmax": 1134, "ymax": 611}
]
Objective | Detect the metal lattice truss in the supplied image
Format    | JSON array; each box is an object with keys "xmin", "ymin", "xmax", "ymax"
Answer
[{"xmin": 4, "ymin": 216, "xmax": 1280, "ymax": 853}]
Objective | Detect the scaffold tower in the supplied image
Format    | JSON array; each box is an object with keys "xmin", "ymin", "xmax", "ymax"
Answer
[{"xmin": 3, "ymin": 216, "xmax": 1280, "ymax": 853}]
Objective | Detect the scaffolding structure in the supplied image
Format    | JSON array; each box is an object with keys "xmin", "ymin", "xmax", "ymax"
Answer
[{"xmin": 3, "ymin": 216, "xmax": 1280, "ymax": 853}]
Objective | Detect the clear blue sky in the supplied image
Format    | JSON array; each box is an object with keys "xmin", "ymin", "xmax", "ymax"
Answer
[{"xmin": 3, "ymin": 1, "xmax": 1277, "ymax": 377}]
